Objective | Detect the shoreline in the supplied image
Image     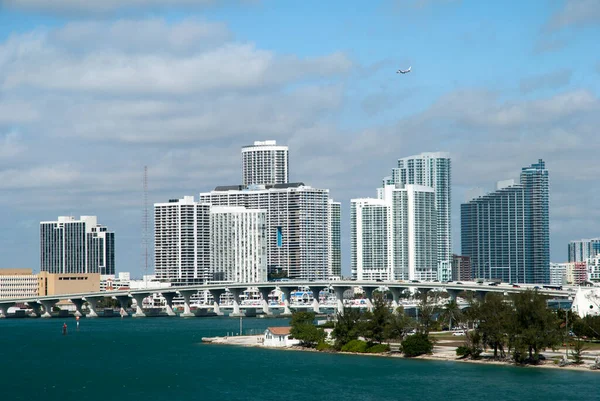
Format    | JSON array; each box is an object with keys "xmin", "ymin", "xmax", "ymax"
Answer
[{"xmin": 201, "ymin": 335, "xmax": 600, "ymax": 373}]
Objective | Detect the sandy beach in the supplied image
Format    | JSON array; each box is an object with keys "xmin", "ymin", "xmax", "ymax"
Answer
[{"xmin": 201, "ymin": 335, "xmax": 600, "ymax": 373}]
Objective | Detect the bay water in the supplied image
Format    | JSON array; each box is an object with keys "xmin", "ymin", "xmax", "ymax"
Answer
[{"xmin": 0, "ymin": 317, "xmax": 597, "ymax": 401}]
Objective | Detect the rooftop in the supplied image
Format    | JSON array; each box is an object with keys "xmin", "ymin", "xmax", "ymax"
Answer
[{"xmin": 266, "ymin": 326, "xmax": 291, "ymax": 336}]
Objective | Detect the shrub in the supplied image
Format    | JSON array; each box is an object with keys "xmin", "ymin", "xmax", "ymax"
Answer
[
  {"xmin": 341, "ymin": 339, "xmax": 368, "ymax": 353},
  {"xmin": 319, "ymin": 321, "xmax": 335, "ymax": 329},
  {"xmin": 316, "ymin": 341, "xmax": 333, "ymax": 352},
  {"xmin": 456, "ymin": 346, "xmax": 470, "ymax": 357},
  {"xmin": 401, "ymin": 333, "xmax": 433, "ymax": 357},
  {"xmin": 366, "ymin": 343, "xmax": 390, "ymax": 353},
  {"xmin": 456, "ymin": 345, "xmax": 482, "ymax": 359}
]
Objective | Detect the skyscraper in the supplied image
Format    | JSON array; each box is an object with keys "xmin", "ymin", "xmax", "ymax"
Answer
[
  {"xmin": 568, "ymin": 238, "xmax": 600, "ymax": 263},
  {"xmin": 154, "ymin": 197, "xmax": 210, "ymax": 285},
  {"xmin": 241, "ymin": 140, "xmax": 289, "ymax": 186},
  {"xmin": 199, "ymin": 183, "xmax": 331, "ymax": 280},
  {"xmin": 351, "ymin": 198, "xmax": 391, "ymax": 281},
  {"xmin": 328, "ymin": 200, "xmax": 342, "ymax": 278},
  {"xmin": 40, "ymin": 216, "xmax": 115, "ymax": 275},
  {"xmin": 154, "ymin": 197, "xmax": 267, "ymax": 285},
  {"xmin": 520, "ymin": 159, "xmax": 550, "ymax": 284},
  {"xmin": 461, "ymin": 160, "xmax": 550, "ymax": 284},
  {"xmin": 391, "ymin": 152, "xmax": 451, "ymax": 267},
  {"xmin": 210, "ymin": 206, "xmax": 267, "ymax": 283},
  {"xmin": 351, "ymin": 184, "xmax": 437, "ymax": 281}
]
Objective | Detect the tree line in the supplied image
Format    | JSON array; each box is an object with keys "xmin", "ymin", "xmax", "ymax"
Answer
[{"xmin": 289, "ymin": 289, "xmax": 599, "ymax": 365}]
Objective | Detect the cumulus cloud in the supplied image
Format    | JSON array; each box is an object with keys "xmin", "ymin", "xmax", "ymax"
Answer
[
  {"xmin": 520, "ymin": 69, "xmax": 572, "ymax": 93},
  {"xmin": 544, "ymin": 0, "xmax": 600, "ymax": 32},
  {"xmin": 1, "ymin": 22, "xmax": 351, "ymax": 95},
  {"xmin": 0, "ymin": 13, "xmax": 598, "ymax": 271}
]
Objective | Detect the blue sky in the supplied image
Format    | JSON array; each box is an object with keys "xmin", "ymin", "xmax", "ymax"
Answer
[{"xmin": 0, "ymin": 0, "xmax": 599, "ymax": 277}]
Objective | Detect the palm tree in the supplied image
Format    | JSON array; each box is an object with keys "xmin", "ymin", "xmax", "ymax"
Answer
[{"xmin": 440, "ymin": 299, "xmax": 462, "ymax": 330}]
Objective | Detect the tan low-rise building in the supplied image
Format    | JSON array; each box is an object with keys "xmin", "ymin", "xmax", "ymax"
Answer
[
  {"xmin": 38, "ymin": 272, "xmax": 100, "ymax": 296},
  {"xmin": 0, "ymin": 268, "xmax": 38, "ymax": 299}
]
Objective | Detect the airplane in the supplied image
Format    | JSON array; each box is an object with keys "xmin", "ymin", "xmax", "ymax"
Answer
[{"xmin": 397, "ymin": 66, "xmax": 411, "ymax": 74}]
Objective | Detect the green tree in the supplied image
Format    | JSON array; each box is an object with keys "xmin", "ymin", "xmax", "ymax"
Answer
[
  {"xmin": 289, "ymin": 311, "xmax": 325, "ymax": 347},
  {"xmin": 363, "ymin": 294, "xmax": 392, "ymax": 344},
  {"xmin": 570, "ymin": 338, "xmax": 588, "ymax": 364},
  {"xmin": 477, "ymin": 293, "xmax": 511, "ymax": 359},
  {"xmin": 416, "ymin": 292, "xmax": 438, "ymax": 334},
  {"xmin": 401, "ymin": 333, "xmax": 433, "ymax": 357},
  {"xmin": 440, "ymin": 299, "xmax": 462, "ymax": 330},
  {"xmin": 384, "ymin": 306, "xmax": 415, "ymax": 340},
  {"xmin": 510, "ymin": 290, "xmax": 562, "ymax": 363},
  {"xmin": 332, "ymin": 308, "xmax": 363, "ymax": 350}
]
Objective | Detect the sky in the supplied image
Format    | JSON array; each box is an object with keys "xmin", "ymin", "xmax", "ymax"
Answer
[{"xmin": 0, "ymin": 0, "xmax": 599, "ymax": 278}]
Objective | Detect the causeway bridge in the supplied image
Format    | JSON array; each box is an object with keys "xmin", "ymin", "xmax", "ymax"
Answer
[{"xmin": 0, "ymin": 280, "xmax": 574, "ymax": 318}]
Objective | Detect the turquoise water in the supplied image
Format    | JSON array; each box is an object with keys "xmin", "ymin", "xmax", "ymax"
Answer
[{"xmin": 0, "ymin": 317, "xmax": 598, "ymax": 401}]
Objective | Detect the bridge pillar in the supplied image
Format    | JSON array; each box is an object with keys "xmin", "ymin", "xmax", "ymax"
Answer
[
  {"xmin": 27, "ymin": 301, "xmax": 43, "ymax": 318},
  {"xmin": 278, "ymin": 287, "xmax": 294, "ymax": 316},
  {"xmin": 161, "ymin": 292, "xmax": 177, "ymax": 317},
  {"xmin": 40, "ymin": 300, "xmax": 56, "ymax": 318},
  {"xmin": 131, "ymin": 294, "xmax": 147, "ymax": 318},
  {"xmin": 179, "ymin": 290, "xmax": 196, "ymax": 318},
  {"xmin": 308, "ymin": 286, "xmax": 323, "ymax": 314},
  {"xmin": 388, "ymin": 287, "xmax": 401, "ymax": 314},
  {"xmin": 332, "ymin": 286, "xmax": 350, "ymax": 316},
  {"xmin": 0, "ymin": 302, "xmax": 14, "ymax": 318},
  {"xmin": 70, "ymin": 299, "xmax": 84, "ymax": 317},
  {"xmin": 229, "ymin": 288, "xmax": 244, "ymax": 317},
  {"xmin": 362, "ymin": 287, "xmax": 376, "ymax": 312},
  {"xmin": 209, "ymin": 289, "xmax": 225, "ymax": 316},
  {"xmin": 115, "ymin": 296, "xmax": 131, "ymax": 318},
  {"xmin": 84, "ymin": 297, "xmax": 102, "ymax": 318},
  {"xmin": 447, "ymin": 289, "xmax": 460, "ymax": 301},
  {"xmin": 258, "ymin": 287, "xmax": 273, "ymax": 316},
  {"xmin": 475, "ymin": 291, "xmax": 486, "ymax": 302}
]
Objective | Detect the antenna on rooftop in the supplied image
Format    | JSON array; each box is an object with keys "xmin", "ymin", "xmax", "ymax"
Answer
[{"xmin": 143, "ymin": 166, "xmax": 149, "ymax": 285}]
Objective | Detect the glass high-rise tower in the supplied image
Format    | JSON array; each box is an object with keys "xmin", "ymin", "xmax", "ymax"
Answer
[{"xmin": 461, "ymin": 159, "xmax": 550, "ymax": 284}]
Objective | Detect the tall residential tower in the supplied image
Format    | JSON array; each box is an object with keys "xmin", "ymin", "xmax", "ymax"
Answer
[
  {"xmin": 461, "ymin": 160, "xmax": 550, "ymax": 284},
  {"xmin": 351, "ymin": 184, "xmax": 437, "ymax": 281},
  {"xmin": 391, "ymin": 152, "xmax": 451, "ymax": 268},
  {"xmin": 241, "ymin": 140, "xmax": 289, "ymax": 186}
]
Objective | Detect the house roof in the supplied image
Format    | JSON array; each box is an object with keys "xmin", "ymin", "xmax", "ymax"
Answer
[{"xmin": 267, "ymin": 326, "xmax": 291, "ymax": 335}]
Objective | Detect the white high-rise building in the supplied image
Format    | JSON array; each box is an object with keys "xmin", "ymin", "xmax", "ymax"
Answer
[
  {"xmin": 40, "ymin": 216, "xmax": 115, "ymax": 275},
  {"xmin": 154, "ymin": 197, "xmax": 267, "ymax": 285},
  {"xmin": 391, "ymin": 152, "xmax": 451, "ymax": 268},
  {"xmin": 351, "ymin": 198, "xmax": 392, "ymax": 281},
  {"xmin": 154, "ymin": 197, "xmax": 211, "ymax": 285},
  {"xmin": 328, "ymin": 200, "xmax": 342, "ymax": 278},
  {"xmin": 200, "ymin": 183, "xmax": 331, "ymax": 280},
  {"xmin": 241, "ymin": 140, "xmax": 289, "ymax": 186},
  {"xmin": 351, "ymin": 184, "xmax": 437, "ymax": 281},
  {"xmin": 210, "ymin": 206, "xmax": 267, "ymax": 283},
  {"xmin": 549, "ymin": 263, "xmax": 567, "ymax": 286}
]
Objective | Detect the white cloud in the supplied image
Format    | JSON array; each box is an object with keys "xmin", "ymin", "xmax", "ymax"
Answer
[
  {"xmin": 0, "ymin": 131, "xmax": 25, "ymax": 160},
  {"xmin": 519, "ymin": 69, "xmax": 572, "ymax": 93},
  {"xmin": 545, "ymin": 0, "xmax": 600, "ymax": 32},
  {"xmin": 1, "ymin": 21, "xmax": 352, "ymax": 95},
  {"xmin": 0, "ymin": 164, "xmax": 80, "ymax": 189}
]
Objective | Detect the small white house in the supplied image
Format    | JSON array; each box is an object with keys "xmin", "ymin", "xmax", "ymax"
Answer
[{"xmin": 263, "ymin": 327, "xmax": 300, "ymax": 348}]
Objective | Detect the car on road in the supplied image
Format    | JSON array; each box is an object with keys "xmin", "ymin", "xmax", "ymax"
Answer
[{"xmin": 452, "ymin": 331, "xmax": 466, "ymax": 336}]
